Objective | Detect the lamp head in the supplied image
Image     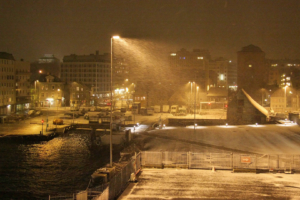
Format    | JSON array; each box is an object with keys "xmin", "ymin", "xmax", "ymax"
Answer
[{"xmin": 112, "ymin": 35, "xmax": 120, "ymax": 39}]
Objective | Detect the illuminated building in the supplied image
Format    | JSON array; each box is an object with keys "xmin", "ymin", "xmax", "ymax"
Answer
[
  {"xmin": 61, "ymin": 51, "xmax": 130, "ymax": 106},
  {"xmin": 15, "ymin": 60, "xmax": 31, "ymax": 111},
  {"xmin": 0, "ymin": 52, "xmax": 15, "ymax": 115},
  {"xmin": 169, "ymin": 48, "xmax": 210, "ymax": 90},
  {"xmin": 37, "ymin": 75, "xmax": 67, "ymax": 107}
]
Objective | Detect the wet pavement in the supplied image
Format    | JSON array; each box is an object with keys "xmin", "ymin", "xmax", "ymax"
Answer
[{"xmin": 119, "ymin": 168, "xmax": 300, "ymax": 199}]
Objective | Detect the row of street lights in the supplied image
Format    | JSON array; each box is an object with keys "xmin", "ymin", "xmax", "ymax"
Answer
[{"xmin": 189, "ymin": 81, "xmax": 199, "ymax": 134}]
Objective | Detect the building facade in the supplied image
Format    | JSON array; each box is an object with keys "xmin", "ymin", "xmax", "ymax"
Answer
[
  {"xmin": 37, "ymin": 75, "xmax": 67, "ymax": 107},
  {"xmin": 61, "ymin": 51, "xmax": 111, "ymax": 97},
  {"xmin": 15, "ymin": 60, "xmax": 31, "ymax": 111},
  {"xmin": 30, "ymin": 54, "xmax": 61, "ymax": 79},
  {"xmin": 0, "ymin": 52, "xmax": 16, "ymax": 115},
  {"xmin": 169, "ymin": 48, "xmax": 210, "ymax": 91},
  {"xmin": 69, "ymin": 82, "xmax": 90, "ymax": 108},
  {"xmin": 267, "ymin": 59, "xmax": 300, "ymax": 88},
  {"xmin": 237, "ymin": 44, "xmax": 267, "ymax": 102},
  {"xmin": 208, "ymin": 57, "xmax": 231, "ymax": 89}
]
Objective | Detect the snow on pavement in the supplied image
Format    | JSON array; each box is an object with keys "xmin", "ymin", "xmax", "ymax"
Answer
[
  {"xmin": 118, "ymin": 168, "xmax": 300, "ymax": 199},
  {"xmin": 143, "ymin": 124, "xmax": 300, "ymax": 154}
]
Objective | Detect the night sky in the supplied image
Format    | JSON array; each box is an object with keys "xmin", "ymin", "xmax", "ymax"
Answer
[{"xmin": 1, "ymin": 0, "xmax": 300, "ymax": 62}]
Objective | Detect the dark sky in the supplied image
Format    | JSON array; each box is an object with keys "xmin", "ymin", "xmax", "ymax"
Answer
[{"xmin": 1, "ymin": 0, "xmax": 300, "ymax": 62}]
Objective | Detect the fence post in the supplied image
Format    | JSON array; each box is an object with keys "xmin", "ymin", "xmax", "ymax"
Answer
[
  {"xmin": 277, "ymin": 155, "xmax": 279, "ymax": 169},
  {"xmin": 161, "ymin": 151, "xmax": 164, "ymax": 168},
  {"xmin": 255, "ymin": 154, "xmax": 257, "ymax": 170},
  {"xmin": 268, "ymin": 154, "xmax": 270, "ymax": 170},
  {"xmin": 231, "ymin": 153, "xmax": 233, "ymax": 170},
  {"xmin": 292, "ymin": 155, "xmax": 294, "ymax": 171},
  {"xmin": 135, "ymin": 152, "xmax": 137, "ymax": 173},
  {"xmin": 188, "ymin": 151, "xmax": 190, "ymax": 169}
]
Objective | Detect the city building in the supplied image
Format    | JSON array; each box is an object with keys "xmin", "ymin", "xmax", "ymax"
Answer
[
  {"xmin": 0, "ymin": 52, "xmax": 16, "ymax": 115},
  {"xmin": 15, "ymin": 60, "xmax": 31, "ymax": 112},
  {"xmin": 208, "ymin": 57, "xmax": 231, "ymax": 89},
  {"xmin": 69, "ymin": 82, "xmax": 90, "ymax": 108},
  {"xmin": 30, "ymin": 54, "xmax": 61, "ymax": 79},
  {"xmin": 227, "ymin": 89, "xmax": 269, "ymax": 124},
  {"xmin": 270, "ymin": 87, "xmax": 299, "ymax": 113},
  {"xmin": 61, "ymin": 51, "xmax": 111, "ymax": 97},
  {"xmin": 237, "ymin": 44, "xmax": 267, "ymax": 103},
  {"xmin": 168, "ymin": 48, "xmax": 210, "ymax": 91},
  {"xmin": 227, "ymin": 62, "xmax": 237, "ymax": 90},
  {"xmin": 267, "ymin": 59, "xmax": 300, "ymax": 88},
  {"xmin": 37, "ymin": 75, "xmax": 67, "ymax": 107}
]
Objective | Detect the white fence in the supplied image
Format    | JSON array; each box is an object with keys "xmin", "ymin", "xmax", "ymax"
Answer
[
  {"xmin": 50, "ymin": 151, "xmax": 300, "ymax": 200},
  {"xmin": 141, "ymin": 151, "xmax": 300, "ymax": 171}
]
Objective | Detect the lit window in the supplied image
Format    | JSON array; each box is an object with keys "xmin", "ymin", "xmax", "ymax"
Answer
[
  {"xmin": 248, "ymin": 65, "xmax": 252, "ymax": 67},
  {"xmin": 287, "ymin": 82, "xmax": 291, "ymax": 86},
  {"xmin": 220, "ymin": 74, "xmax": 224, "ymax": 80},
  {"xmin": 76, "ymin": 87, "xmax": 79, "ymax": 91},
  {"xmin": 170, "ymin": 53, "xmax": 176, "ymax": 56},
  {"xmin": 286, "ymin": 77, "xmax": 290, "ymax": 80},
  {"xmin": 197, "ymin": 57, "xmax": 204, "ymax": 60}
]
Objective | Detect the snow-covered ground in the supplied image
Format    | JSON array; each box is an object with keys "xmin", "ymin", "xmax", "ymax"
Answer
[
  {"xmin": 118, "ymin": 168, "xmax": 300, "ymax": 199},
  {"xmin": 139, "ymin": 124, "xmax": 300, "ymax": 154}
]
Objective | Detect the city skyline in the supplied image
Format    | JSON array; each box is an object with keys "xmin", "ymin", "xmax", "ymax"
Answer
[{"xmin": 1, "ymin": 0, "xmax": 300, "ymax": 61}]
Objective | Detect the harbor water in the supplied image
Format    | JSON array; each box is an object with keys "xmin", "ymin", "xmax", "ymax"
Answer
[{"xmin": 0, "ymin": 132, "xmax": 116, "ymax": 200}]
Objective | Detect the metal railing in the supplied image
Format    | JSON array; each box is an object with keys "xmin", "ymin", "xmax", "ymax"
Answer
[
  {"xmin": 50, "ymin": 151, "xmax": 300, "ymax": 200},
  {"xmin": 49, "ymin": 152, "xmax": 141, "ymax": 200},
  {"xmin": 141, "ymin": 151, "xmax": 300, "ymax": 171}
]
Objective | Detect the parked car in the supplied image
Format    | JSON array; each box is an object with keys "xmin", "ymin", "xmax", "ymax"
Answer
[
  {"xmin": 15, "ymin": 114, "xmax": 27, "ymax": 120},
  {"xmin": 27, "ymin": 110, "xmax": 36, "ymax": 116},
  {"xmin": 84, "ymin": 113, "xmax": 89, "ymax": 120},
  {"xmin": 64, "ymin": 112, "xmax": 79, "ymax": 118},
  {"xmin": 35, "ymin": 111, "xmax": 43, "ymax": 116},
  {"xmin": 79, "ymin": 108, "xmax": 88, "ymax": 115},
  {"xmin": 53, "ymin": 119, "xmax": 64, "ymax": 125},
  {"xmin": 70, "ymin": 106, "xmax": 79, "ymax": 111}
]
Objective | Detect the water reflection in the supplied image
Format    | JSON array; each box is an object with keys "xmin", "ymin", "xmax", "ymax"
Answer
[{"xmin": 0, "ymin": 132, "xmax": 115, "ymax": 200}]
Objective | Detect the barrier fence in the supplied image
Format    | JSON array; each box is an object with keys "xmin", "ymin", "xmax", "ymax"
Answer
[
  {"xmin": 141, "ymin": 151, "xmax": 300, "ymax": 171},
  {"xmin": 49, "ymin": 152, "xmax": 141, "ymax": 200},
  {"xmin": 49, "ymin": 151, "xmax": 300, "ymax": 200}
]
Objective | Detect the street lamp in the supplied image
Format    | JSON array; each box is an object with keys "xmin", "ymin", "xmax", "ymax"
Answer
[
  {"xmin": 193, "ymin": 82, "xmax": 196, "ymax": 132},
  {"xmin": 196, "ymin": 86, "xmax": 199, "ymax": 114},
  {"xmin": 189, "ymin": 81, "xmax": 192, "ymax": 114},
  {"xmin": 284, "ymin": 85, "xmax": 288, "ymax": 110},
  {"xmin": 35, "ymin": 80, "xmax": 39, "ymax": 107},
  {"xmin": 110, "ymin": 35, "xmax": 120, "ymax": 167},
  {"xmin": 56, "ymin": 89, "xmax": 60, "ymax": 129}
]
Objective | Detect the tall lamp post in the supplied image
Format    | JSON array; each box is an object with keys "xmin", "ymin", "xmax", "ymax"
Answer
[
  {"xmin": 110, "ymin": 35, "xmax": 120, "ymax": 167},
  {"xmin": 190, "ymin": 82, "xmax": 192, "ymax": 114},
  {"xmin": 193, "ymin": 82, "xmax": 196, "ymax": 132},
  {"xmin": 35, "ymin": 80, "xmax": 39, "ymax": 107},
  {"xmin": 284, "ymin": 85, "xmax": 288, "ymax": 110},
  {"xmin": 196, "ymin": 86, "xmax": 199, "ymax": 114}
]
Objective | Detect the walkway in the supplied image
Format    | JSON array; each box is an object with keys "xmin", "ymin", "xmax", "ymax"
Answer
[{"xmin": 118, "ymin": 168, "xmax": 300, "ymax": 199}]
